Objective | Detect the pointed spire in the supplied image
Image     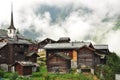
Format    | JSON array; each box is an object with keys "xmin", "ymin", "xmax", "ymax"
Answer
[{"xmin": 8, "ymin": 3, "xmax": 16, "ymax": 30}]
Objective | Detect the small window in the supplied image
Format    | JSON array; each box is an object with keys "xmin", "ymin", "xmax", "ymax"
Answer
[
  {"xmin": 65, "ymin": 52, "xmax": 69, "ymax": 56},
  {"xmin": 10, "ymin": 29, "xmax": 12, "ymax": 33},
  {"xmin": 20, "ymin": 45, "xmax": 24, "ymax": 48}
]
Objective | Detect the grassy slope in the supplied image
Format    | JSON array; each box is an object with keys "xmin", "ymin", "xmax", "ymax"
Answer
[
  {"xmin": 31, "ymin": 65, "xmax": 94, "ymax": 80},
  {"xmin": 1, "ymin": 64, "xmax": 99, "ymax": 80}
]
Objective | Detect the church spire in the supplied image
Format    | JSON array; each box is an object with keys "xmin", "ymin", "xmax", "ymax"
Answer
[
  {"xmin": 8, "ymin": 3, "xmax": 16, "ymax": 30},
  {"xmin": 7, "ymin": 3, "xmax": 16, "ymax": 38}
]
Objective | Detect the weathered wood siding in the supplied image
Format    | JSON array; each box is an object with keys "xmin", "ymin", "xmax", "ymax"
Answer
[
  {"xmin": 0, "ymin": 43, "xmax": 31, "ymax": 72},
  {"xmin": 77, "ymin": 47, "xmax": 94, "ymax": 68},
  {"xmin": 23, "ymin": 66, "xmax": 32, "ymax": 75},
  {"xmin": 15, "ymin": 63, "xmax": 32, "ymax": 75},
  {"xmin": 0, "ymin": 45, "xmax": 9, "ymax": 64},
  {"xmin": 46, "ymin": 49, "xmax": 73, "ymax": 59},
  {"xmin": 47, "ymin": 55, "xmax": 70, "ymax": 73},
  {"xmin": 15, "ymin": 63, "xmax": 23, "ymax": 75},
  {"xmin": 13, "ymin": 44, "xmax": 29, "ymax": 62}
]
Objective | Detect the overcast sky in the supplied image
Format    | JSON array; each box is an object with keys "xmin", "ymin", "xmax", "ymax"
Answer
[{"xmin": 0, "ymin": 0, "xmax": 120, "ymax": 56}]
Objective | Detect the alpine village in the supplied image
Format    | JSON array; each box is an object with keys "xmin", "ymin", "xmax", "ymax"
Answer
[{"xmin": 0, "ymin": 4, "xmax": 120, "ymax": 80}]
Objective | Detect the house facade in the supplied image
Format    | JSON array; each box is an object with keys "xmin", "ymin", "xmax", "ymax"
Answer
[
  {"xmin": 77, "ymin": 46, "xmax": 100, "ymax": 74},
  {"xmin": 44, "ymin": 41, "xmax": 109, "ymax": 74},
  {"xmin": 47, "ymin": 53, "xmax": 71, "ymax": 73},
  {"xmin": 12, "ymin": 61, "xmax": 35, "ymax": 75}
]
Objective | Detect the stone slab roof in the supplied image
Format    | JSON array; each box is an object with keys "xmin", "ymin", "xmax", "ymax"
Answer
[
  {"xmin": 12, "ymin": 61, "xmax": 35, "ymax": 66},
  {"xmin": 44, "ymin": 42, "xmax": 91, "ymax": 49},
  {"xmin": 94, "ymin": 45, "xmax": 108, "ymax": 49},
  {"xmin": 0, "ymin": 42, "xmax": 7, "ymax": 49},
  {"xmin": 8, "ymin": 38, "xmax": 31, "ymax": 44}
]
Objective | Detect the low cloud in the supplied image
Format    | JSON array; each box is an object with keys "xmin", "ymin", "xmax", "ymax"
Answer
[{"xmin": 0, "ymin": 0, "xmax": 120, "ymax": 56}]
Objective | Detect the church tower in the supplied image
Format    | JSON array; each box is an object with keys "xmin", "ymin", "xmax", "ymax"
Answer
[{"xmin": 7, "ymin": 4, "xmax": 16, "ymax": 38}]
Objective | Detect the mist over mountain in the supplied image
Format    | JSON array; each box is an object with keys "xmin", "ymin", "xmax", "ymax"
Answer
[{"xmin": 0, "ymin": 0, "xmax": 120, "ymax": 56}]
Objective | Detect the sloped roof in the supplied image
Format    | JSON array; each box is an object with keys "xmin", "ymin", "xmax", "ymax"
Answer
[
  {"xmin": 12, "ymin": 61, "xmax": 35, "ymax": 66},
  {"xmin": 26, "ymin": 52, "xmax": 35, "ymax": 56},
  {"xmin": 8, "ymin": 38, "xmax": 31, "ymax": 44},
  {"xmin": 0, "ymin": 29, "xmax": 32, "ymax": 44},
  {"xmin": 44, "ymin": 42, "xmax": 91, "ymax": 49},
  {"xmin": 57, "ymin": 37, "xmax": 71, "ymax": 43},
  {"xmin": 8, "ymin": 25, "xmax": 16, "ymax": 30},
  {"xmin": 26, "ymin": 52, "xmax": 39, "ymax": 57},
  {"xmin": 0, "ymin": 42, "xmax": 7, "ymax": 49},
  {"xmin": 94, "ymin": 45, "xmax": 108, "ymax": 49},
  {"xmin": 39, "ymin": 38, "xmax": 56, "ymax": 44}
]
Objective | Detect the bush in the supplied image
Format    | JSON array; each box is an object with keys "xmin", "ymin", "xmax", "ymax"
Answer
[
  {"xmin": 0, "ymin": 69, "xmax": 4, "ymax": 78},
  {"xmin": 9, "ymin": 72, "xmax": 18, "ymax": 80},
  {"xmin": 16, "ymin": 76, "xmax": 32, "ymax": 80},
  {"xmin": 3, "ymin": 72, "xmax": 12, "ymax": 78},
  {"xmin": 95, "ymin": 53, "xmax": 120, "ymax": 80}
]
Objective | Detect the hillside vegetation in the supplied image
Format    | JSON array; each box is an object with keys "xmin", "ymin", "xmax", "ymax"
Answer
[{"xmin": 95, "ymin": 52, "xmax": 120, "ymax": 80}]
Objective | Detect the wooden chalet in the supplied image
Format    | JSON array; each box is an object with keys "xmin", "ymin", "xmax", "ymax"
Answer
[
  {"xmin": 44, "ymin": 41, "xmax": 94, "ymax": 68},
  {"xmin": 44, "ymin": 41, "xmax": 109, "ymax": 74},
  {"xmin": 12, "ymin": 61, "xmax": 35, "ymax": 75},
  {"xmin": 47, "ymin": 53, "xmax": 71, "ymax": 73},
  {"xmin": 0, "ymin": 34, "xmax": 35, "ymax": 71},
  {"xmin": 77, "ymin": 46, "xmax": 100, "ymax": 74}
]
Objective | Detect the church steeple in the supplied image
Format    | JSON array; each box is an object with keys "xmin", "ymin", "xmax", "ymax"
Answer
[
  {"xmin": 7, "ymin": 3, "xmax": 16, "ymax": 38},
  {"xmin": 8, "ymin": 3, "xmax": 16, "ymax": 30}
]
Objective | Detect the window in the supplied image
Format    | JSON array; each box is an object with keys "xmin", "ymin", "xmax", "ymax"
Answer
[
  {"xmin": 10, "ymin": 29, "xmax": 12, "ymax": 33},
  {"xmin": 20, "ymin": 45, "xmax": 24, "ymax": 48},
  {"xmin": 65, "ymin": 52, "xmax": 69, "ymax": 56}
]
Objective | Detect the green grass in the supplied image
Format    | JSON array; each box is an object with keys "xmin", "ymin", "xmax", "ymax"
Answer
[
  {"xmin": 31, "ymin": 65, "xmax": 93, "ymax": 80},
  {"xmin": 1, "ymin": 65, "xmax": 94, "ymax": 80}
]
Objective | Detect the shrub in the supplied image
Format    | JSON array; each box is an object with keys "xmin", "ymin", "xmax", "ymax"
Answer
[
  {"xmin": 0, "ymin": 69, "xmax": 4, "ymax": 78},
  {"xmin": 16, "ymin": 76, "xmax": 32, "ymax": 80},
  {"xmin": 9, "ymin": 72, "xmax": 18, "ymax": 80},
  {"xmin": 3, "ymin": 72, "xmax": 12, "ymax": 78}
]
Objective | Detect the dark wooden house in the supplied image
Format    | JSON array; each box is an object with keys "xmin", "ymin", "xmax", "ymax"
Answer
[
  {"xmin": 77, "ymin": 46, "xmax": 100, "ymax": 74},
  {"xmin": 44, "ymin": 42, "xmax": 93, "ymax": 71},
  {"xmin": 0, "ymin": 6, "xmax": 38, "ymax": 72},
  {"xmin": 0, "ymin": 39, "xmax": 32, "ymax": 71},
  {"xmin": 47, "ymin": 53, "xmax": 71, "ymax": 73},
  {"xmin": 44, "ymin": 41, "xmax": 109, "ymax": 74},
  {"xmin": 12, "ymin": 61, "xmax": 35, "ymax": 75}
]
